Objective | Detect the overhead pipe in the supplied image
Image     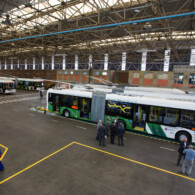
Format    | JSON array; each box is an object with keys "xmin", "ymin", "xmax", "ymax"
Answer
[{"xmin": 0, "ymin": 12, "xmax": 194, "ymax": 44}]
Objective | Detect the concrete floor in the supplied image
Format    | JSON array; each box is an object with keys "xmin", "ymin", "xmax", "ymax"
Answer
[{"xmin": 0, "ymin": 90, "xmax": 194, "ymax": 195}]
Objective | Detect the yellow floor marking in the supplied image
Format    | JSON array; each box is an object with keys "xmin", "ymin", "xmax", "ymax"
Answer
[
  {"xmin": 74, "ymin": 142, "xmax": 195, "ymax": 182},
  {"xmin": 0, "ymin": 144, "xmax": 8, "ymax": 161},
  {"xmin": 0, "ymin": 142, "xmax": 74, "ymax": 185},
  {"xmin": 0, "ymin": 141, "xmax": 194, "ymax": 185}
]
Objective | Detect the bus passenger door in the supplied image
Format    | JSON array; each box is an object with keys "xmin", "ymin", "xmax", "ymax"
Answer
[
  {"xmin": 53, "ymin": 95, "xmax": 60, "ymax": 112},
  {"xmin": 133, "ymin": 105, "xmax": 147, "ymax": 131},
  {"xmin": 79, "ymin": 98, "xmax": 90, "ymax": 119}
]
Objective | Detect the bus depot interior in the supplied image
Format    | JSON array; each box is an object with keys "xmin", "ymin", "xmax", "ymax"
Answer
[
  {"xmin": 0, "ymin": 0, "xmax": 195, "ymax": 194},
  {"xmin": 0, "ymin": 83, "xmax": 195, "ymax": 194}
]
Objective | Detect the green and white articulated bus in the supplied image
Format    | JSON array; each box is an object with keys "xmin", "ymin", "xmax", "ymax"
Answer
[{"xmin": 47, "ymin": 88, "xmax": 195, "ymax": 143}]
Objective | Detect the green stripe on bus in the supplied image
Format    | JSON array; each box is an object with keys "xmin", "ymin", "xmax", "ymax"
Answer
[{"xmin": 147, "ymin": 123, "xmax": 167, "ymax": 137}]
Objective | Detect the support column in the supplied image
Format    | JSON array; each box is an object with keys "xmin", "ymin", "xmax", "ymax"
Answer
[
  {"xmin": 75, "ymin": 54, "xmax": 78, "ymax": 70},
  {"xmin": 62, "ymin": 54, "xmax": 66, "ymax": 70},
  {"xmin": 5, "ymin": 59, "xmax": 7, "ymax": 70},
  {"xmin": 141, "ymin": 51, "xmax": 147, "ymax": 71},
  {"xmin": 121, "ymin": 52, "xmax": 126, "ymax": 70},
  {"xmin": 25, "ymin": 59, "xmax": 27, "ymax": 70},
  {"xmin": 17, "ymin": 59, "xmax": 19, "ymax": 69},
  {"xmin": 11, "ymin": 59, "xmax": 13, "ymax": 70},
  {"xmin": 190, "ymin": 48, "xmax": 195, "ymax": 66},
  {"xmin": 104, "ymin": 54, "xmax": 108, "ymax": 71},
  {"xmin": 51, "ymin": 54, "xmax": 54, "ymax": 70},
  {"xmin": 163, "ymin": 49, "xmax": 171, "ymax": 71},
  {"xmin": 42, "ymin": 57, "xmax": 44, "ymax": 70},
  {"xmin": 89, "ymin": 54, "xmax": 92, "ymax": 69},
  {"xmin": 33, "ymin": 57, "xmax": 35, "ymax": 70}
]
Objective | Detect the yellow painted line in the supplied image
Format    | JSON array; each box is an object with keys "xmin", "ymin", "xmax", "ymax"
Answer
[
  {"xmin": 0, "ymin": 141, "xmax": 194, "ymax": 185},
  {"xmin": 0, "ymin": 144, "xmax": 8, "ymax": 161},
  {"xmin": 0, "ymin": 142, "xmax": 74, "ymax": 185},
  {"xmin": 74, "ymin": 142, "xmax": 195, "ymax": 182}
]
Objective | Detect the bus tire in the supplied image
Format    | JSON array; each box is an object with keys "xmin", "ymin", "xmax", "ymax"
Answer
[
  {"xmin": 64, "ymin": 110, "xmax": 70, "ymax": 118},
  {"xmin": 175, "ymin": 131, "xmax": 191, "ymax": 142}
]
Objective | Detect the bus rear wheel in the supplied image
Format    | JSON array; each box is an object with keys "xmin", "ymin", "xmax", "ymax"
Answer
[
  {"xmin": 64, "ymin": 110, "xmax": 70, "ymax": 118},
  {"xmin": 175, "ymin": 131, "xmax": 191, "ymax": 142}
]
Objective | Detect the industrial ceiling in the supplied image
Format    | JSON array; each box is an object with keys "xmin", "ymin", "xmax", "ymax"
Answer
[{"xmin": 0, "ymin": 0, "xmax": 194, "ymax": 63}]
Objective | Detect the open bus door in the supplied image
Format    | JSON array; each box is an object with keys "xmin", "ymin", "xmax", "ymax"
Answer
[
  {"xmin": 79, "ymin": 98, "xmax": 91, "ymax": 119},
  {"xmin": 133, "ymin": 105, "xmax": 147, "ymax": 131}
]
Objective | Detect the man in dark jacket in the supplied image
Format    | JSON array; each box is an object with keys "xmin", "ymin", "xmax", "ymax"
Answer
[
  {"xmin": 98, "ymin": 124, "xmax": 106, "ymax": 146},
  {"xmin": 177, "ymin": 137, "xmax": 190, "ymax": 166},
  {"xmin": 110, "ymin": 122, "xmax": 117, "ymax": 144},
  {"xmin": 117, "ymin": 123, "xmax": 125, "ymax": 146}
]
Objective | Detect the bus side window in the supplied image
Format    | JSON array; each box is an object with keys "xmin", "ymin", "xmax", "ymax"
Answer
[
  {"xmin": 60, "ymin": 95, "xmax": 70, "ymax": 107},
  {"xmin": 163, "ymin": 108, "xmax": 179, "ymax": 126},
  {"xmin": 70, "ymin": 96, "xmax": 78, "ymax": 109}
]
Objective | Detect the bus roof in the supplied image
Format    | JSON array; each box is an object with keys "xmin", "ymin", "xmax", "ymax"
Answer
[
  {"xmin": 17, "ymin": 78, "xmax": 44, "ymax": 82},
  {"xmin": 48, "ymin": 88, "xmax": 92, "ymax": 98},
  {"xmin": 48, "ymin": 88, "xmax": 195, "ymax": 111},
  {"xmin": 0, "ymin": 79, "xmax": 14, "ymax": 83}
]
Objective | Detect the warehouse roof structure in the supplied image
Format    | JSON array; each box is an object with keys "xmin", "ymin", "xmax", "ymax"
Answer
[{"xmin": 0, "ymin": 0, "xmax": 194, "ymax": 64}]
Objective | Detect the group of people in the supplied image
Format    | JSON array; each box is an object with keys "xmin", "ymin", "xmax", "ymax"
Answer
[
  {"xmin": 96, "ymin": 117, "xmax": 125, "ymax": 146},
  {"xmin": 177, "ymin": 137, "xmax": 195, "ymax": 176}
]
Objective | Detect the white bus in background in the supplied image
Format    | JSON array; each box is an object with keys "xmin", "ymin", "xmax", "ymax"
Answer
[
  {"xmin": 0, "ymin": 79, "xmax": 16, "ymax": 94},
  {"xmin": 0, "ymin": 77, "xmax": 45, "ymax": 91},
  {"xmin": 47, "ymin": 88, "xmax": 195, "ymax": 143},
  {"xmin": 16, "ymin": 78, "xmax": 45, "ymax": 91}
]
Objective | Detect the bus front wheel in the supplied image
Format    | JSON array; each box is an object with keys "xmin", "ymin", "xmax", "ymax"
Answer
[
  {"xmin": 64, "ymin": 110, "xmax": 70, "ymax": 118},
  {"xmin": 175, "ymin": 131, "xmax": 191, "ymax": 142}
]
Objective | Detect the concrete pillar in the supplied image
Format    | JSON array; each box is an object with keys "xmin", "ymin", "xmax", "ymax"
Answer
[
  {"xmin": 121, "ymin": 52, "xmax": 126, "ymax": 71},
  {"xmin": 190, "ymin": 48, "xmax": 195, "ymax": 66},
  {"xmin": 33, "ymin": 57, "xmax": 35, "ymax": 70},
  {"xmin": 17, "ymin": 59, "xmax": 19, "ymax": 69},
  {"xmin": 11, "ymin": 59, "xmax": 13, "ymax": 70},
  {"xmin": 51, "ymin": 54, "xmax": 54, "ymax": 70},
  {"xmin": 104, "ymin": 54, "xmax": 108, "ymax": 71},
  {"xmin": 42, "ymin": 57, "xmax": 44, "ymax": 70},
  {"xmin": 163, "ymin": 49, "xmax": 171, "ymax": 71},
  {"xmin": 141, "ymin": 51, "xmax": 147, "ymax": 71},
  {"xmin": 75, "ymin": 54, "xmax": 78, "ymax": 70},
  {"xmin": 25, "ymin": 59, "xmax": 27, "ymax": 70},
  {"xmin": 4, "ymin": 59, "xmax": 7, "ymax": 70},
  {"xmin": 89, "ymin": 54, "xmax": 92, "ymax": 69},
  {"xmin": 62, "ymin": 54, "xmax": 66, "ymax": 70}
]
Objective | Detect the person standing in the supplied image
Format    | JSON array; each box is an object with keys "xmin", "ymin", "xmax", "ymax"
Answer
[
  {"xmin": 177, "ymin": 137, "xmax": 190, "ymax": 166},
  {"xmin": 105, "ymin": 117, "xmax": 110, "ymax": 136},
  {"xmin": 181, "ymin": 145, "xmax": 195, "ymax": 176},
  {"xmin": 117, "ymin": 123, "xmax": 125, "ymax": 146},
  {"xmin": 96, "ymin": 120, "xmax": 102, "ymax": 141},
  {"xmin": 98, "ymin": 123, "xmax": 106, "ymax": 146},
  {"xmin": 114, "ymin": 117, "xmax": 119, "ymax": 127},
  {"xmin": 110, "ymin": 122, "xmax": 116, "ymax": 144}
]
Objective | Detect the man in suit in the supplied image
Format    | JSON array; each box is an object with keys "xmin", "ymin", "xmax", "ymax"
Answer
[
  {"xmin": 177, "ymin": 137, "xmax": 190, "ymax": 166},
  {"xmin": 98, "ymin": 123, "xmax": 106, "ymax": 146},
  {"xmin": 117, "ymin": 123, "xmax": 125, "ymax": 146}
]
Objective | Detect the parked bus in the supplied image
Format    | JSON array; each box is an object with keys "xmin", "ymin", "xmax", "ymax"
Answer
[
  {"xmin": 47, "ymin": 88, "xmax": 195, "ymax": 143},
  {"xmin": 16, "ymin": 78, "xmax": 45, "ymax": 91},
  {"xmin": 0, "ymin": 77, "xmax": 45, "ymax": 91},
  {"xmin": 0, "ymin": 79, "xmax": 16, "ymax": 94}
]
